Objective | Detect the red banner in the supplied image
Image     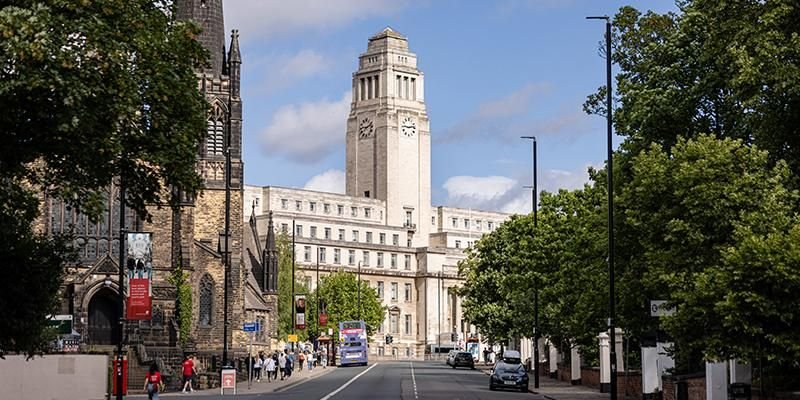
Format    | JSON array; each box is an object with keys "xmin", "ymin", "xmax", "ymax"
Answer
[
  {"xmin": 319, "ymin": 313, "xmax": 328, "ymax": 327},
  {"xmin": 126, "ymin": 278, "xmax": 151, "ymax": 320}
]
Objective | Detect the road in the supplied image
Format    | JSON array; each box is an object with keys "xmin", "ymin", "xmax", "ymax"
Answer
[{"xmin": 168, "ymin": 361, "xmax": 535, "ymax": 400}]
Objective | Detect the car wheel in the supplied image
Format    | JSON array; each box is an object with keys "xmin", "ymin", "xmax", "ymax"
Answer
[
  {"xmin": 452, "ymin": 365, "xmax": 456, "ymax": 369},
  {"xmin": 489, "ymin": 384, "xmax": 496, "ymax": 391}
]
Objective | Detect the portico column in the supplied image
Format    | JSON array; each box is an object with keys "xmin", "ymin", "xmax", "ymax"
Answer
[
  {"xmin": 570, "ymin": 346, "xmax": 582, "ymax": 385},
  {"xmin": 706, "ymin": 361, "xmax": 728, "ymax": 400},
  {"xmin": 598, "ymin": 331, "xmax": 610, "ymax": 393}
]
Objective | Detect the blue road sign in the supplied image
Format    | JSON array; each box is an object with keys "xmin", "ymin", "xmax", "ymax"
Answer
[{"xmin": 243, "ymin": 322, "xmax": 258, "ymax": 332}]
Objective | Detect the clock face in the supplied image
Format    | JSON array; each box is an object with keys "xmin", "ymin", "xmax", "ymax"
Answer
[
  {"xmin": 358, "ymin": 117, "xmax": 374, "ymax": 139},
  {"xmin": 400, "ymin": 116, "xmax": 417, "ymax": 137}
]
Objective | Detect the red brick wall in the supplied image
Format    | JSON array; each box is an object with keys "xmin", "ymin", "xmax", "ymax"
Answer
[
  {"xmin": 663, "ymin": 374, "xmax": 706, "ymax": 400},
  {"xmin": 618, "ymin": 371, "xmax": 642, "ymax": 398},
  {"xmin": 582, "ymin": 367, "xmax": 601, "ymax": 388}
]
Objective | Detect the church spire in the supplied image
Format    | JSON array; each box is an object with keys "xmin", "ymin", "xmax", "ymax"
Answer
[
  {"xmin": 262, "ymin": 212, "xmax": 278, "ymax": 293},
  {"xmin": 174, "ymin": 0, "xmax": 226, "ymax": 77}
]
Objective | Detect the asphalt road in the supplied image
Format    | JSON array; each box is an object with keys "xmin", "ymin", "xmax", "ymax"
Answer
[{"xmin": 170, "ymin": 361, "xmax": 535, "ymax": 400}]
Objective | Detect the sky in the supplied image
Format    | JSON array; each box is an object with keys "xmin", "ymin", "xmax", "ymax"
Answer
[{"xmin": 223, "ymin": 0, "xmax": 678, "ymax": 214}]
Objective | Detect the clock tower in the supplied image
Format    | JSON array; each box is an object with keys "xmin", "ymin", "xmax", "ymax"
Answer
[{"xmin": 345, "ymin": 27, "xmax": 431, "ymax": 246}]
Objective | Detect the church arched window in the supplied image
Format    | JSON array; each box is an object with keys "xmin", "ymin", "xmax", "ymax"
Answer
[
  {"xmin": 199, "ymin": 274, "xmax": 214, "ymax": 326},
  {"xmin": 206, "ymin": 104, "xmax": 225, "ymax": 156},
  {"xmin": 151, "ymin": 305, "xmax": 163, "ymax": 328}
]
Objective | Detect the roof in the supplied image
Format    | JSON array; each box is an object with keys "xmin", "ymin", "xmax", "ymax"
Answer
[{"xmin": 369, "ymin": 26, "xmax": 406, "ymax": 42}]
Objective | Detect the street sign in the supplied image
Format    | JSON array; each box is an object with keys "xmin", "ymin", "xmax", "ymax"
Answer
[
  {"xmin": 243, "ymin": 322, "xmax": 259, "ymax": 332},
  {"xmin": 221, "ymin": 368, "xmax": 236, "ymax": 395},
  {"xmin": 48, "ymin": 314, "xmax": 73, "ymax": 335},
  {"xmin": 287, "ymin": 334, "xmax": 298, "ymax": 342},
  {"xmin": 650, "ymin": 300, "xmax": 675, "ymax": 317}
]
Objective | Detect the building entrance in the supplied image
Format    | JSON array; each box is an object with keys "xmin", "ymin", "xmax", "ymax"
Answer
[{"xmin": 87, "ymin": 288, "xmax": 120, "ymax": 345}]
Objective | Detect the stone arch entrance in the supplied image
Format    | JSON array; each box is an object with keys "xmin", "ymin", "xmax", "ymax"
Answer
[{"xmin": 87, "ymin": 288, "xmax": 120, "ymax": 345}]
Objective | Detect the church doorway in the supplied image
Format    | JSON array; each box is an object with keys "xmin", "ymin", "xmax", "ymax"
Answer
[{"xmin": 87, "ymin": 288, "xmax": 120, "ymax": 345}]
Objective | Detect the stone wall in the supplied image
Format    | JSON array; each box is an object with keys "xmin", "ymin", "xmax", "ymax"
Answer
[{"xmin": 0, "ymin": 354, "xmax": 109, "ymax": 400}]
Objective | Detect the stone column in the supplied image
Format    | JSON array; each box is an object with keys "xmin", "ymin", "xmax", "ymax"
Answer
[
  {"xmin": 614, "ymin": 328, "xmax": 625, "ymax": 372},
  {"xmin": 706, "ymin": 361, "xmax": 728, "ymax": 400},
  {"xmin": 729, "ymin": 359, "xmax": 751, "ymax": 384},
  {"xmin": 641, "ymin": 346, "xmax": 658, "ymax": 395},
  {"xmin": 548, "ymin": 344, "xmax": 559, "ymax": 379},
  {"xmin": 598, "ymin": 331, "xmax": 610, "ymax": 393},
  {"xmin": 570, "ymin": 346, "xmax": 582, "ymax": 385}
]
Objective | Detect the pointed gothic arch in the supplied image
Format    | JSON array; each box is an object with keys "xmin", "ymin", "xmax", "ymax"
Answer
[
  {"xmin": 198, "ymin": 274, "xmax": 214, "ymax": 326},
  {"xmin": 206, "ymin": 101, "xmax": 227, "ymax": 156}
]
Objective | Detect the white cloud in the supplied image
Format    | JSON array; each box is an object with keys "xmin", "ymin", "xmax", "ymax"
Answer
[
  {"xmin": 304, "ymin": 169, "xmax": 345, "ymax": 194},
  {"xmin": 260, "ymin": 92, "xmax": 351, "ymax": 162},
  {"xmin": 442, "ymin": 165, "xmax": 596, "ymax": 214},
  {"xmin": 225, "ymin": 0, "xmax": 410, "ymax": 43},
  {"xmin": 250, "ymin": 49, "xmax": 331, "ymax": 92}
]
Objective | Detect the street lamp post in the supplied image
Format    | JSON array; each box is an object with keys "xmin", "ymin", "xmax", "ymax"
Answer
[
  {"xmin": 438, "ymin": 271, "xmax": 442, "ymax": 358},
  {"xmin": 587, "ymin": 15, "xmax": 616, "ymax": 400},
  {"xmin": 521, "ymin": 135, "xmax": 538, "ymax": 389},
  {"xmin": 292, "ymin": 219, "xmax": 296, "ymax": 352},
  {"xmin": 116, "ymin": 183, "xmax": 126, "ymax": 400}
]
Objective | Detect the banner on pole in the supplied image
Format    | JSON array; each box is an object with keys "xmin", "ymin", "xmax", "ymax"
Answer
[
  {"xmin": 319, "ymin": 313, "xmax": 328, "ymax": 327},
  {"xmin": 294, "ymin": 295, "xmax": 306, "ymax": 329},
  {"xmin": 127, "ymin": 278, "xmax": 152, "ymax": 320},
  {"xmin": 126, "ymin": 232, "xmax": 153, "ymax": 280}
]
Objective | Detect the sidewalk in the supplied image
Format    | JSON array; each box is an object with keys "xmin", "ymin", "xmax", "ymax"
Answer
[
  {"xmin": 128, "ymin": 365, "xmax": 335, "ymax": 397},
  {"xmin": 476, "ymin": 364, "xmax": 607, "ymax": 400}
]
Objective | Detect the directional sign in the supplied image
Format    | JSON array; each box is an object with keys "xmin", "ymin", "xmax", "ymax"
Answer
[
  {"xmin": 650, "ymin": 300, "xmax": 675, "ymax": 317},
  {"xmin": 287, "ymin": 334, "xmax": 298, "ymax": 342},
  {"xmin": 243, "ymin": 322, "xmax": 259, "ymax": 332}
]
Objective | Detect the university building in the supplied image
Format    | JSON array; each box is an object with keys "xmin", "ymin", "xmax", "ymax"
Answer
[{"xmin": 245, "ymin": 27, "xmax": 511, "ymax": 357}]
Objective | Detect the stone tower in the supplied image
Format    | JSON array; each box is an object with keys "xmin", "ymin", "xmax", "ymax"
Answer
[
  {"xmin": 175, "ymin": 0, "xmax": 245, "ymax": 351},
  {"xmin": 345, "ymin": 27, "xmax": 432, "ymax": 247}
]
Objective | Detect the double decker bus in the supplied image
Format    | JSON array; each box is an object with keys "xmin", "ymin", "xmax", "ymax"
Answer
[{"xmin": 338, "ymin": 320, "xmax": 368, "ymax": 366}]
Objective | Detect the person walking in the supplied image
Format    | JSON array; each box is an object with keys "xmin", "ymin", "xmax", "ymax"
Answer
[
  {"xmin": 278, "ymin": 352, "xmax": 287, "ymax": 380},
  {"xmin": 285, "ymin": 352, "xmax": 293, "ymax": 379},
  {"xmin": 298, "ymin": 351, "xmax": 305, "ymax": 371},
  {"xmin": 271, "ymin": 352, "xmax": 279, "ymax": 381},
  {"xmin": 264, "ymin": 354, "xmax": 276, "ymax": 382},
  {"xmin": 308, "ymin": 350, "xmax": 316, "ymax": 371},
  {"xmin": 253, "ymin": 353, "xmax": 263, "ymax": 382},
  {"xmin": 143, "ymin": 362, "xmax": 163, "ymax": 400},
  {"xmin": 181, "ymin": 354, "xmax": 195, "ymax": 393}
]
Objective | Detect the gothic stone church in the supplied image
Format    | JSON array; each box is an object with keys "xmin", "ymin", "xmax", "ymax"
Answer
[{"xmin": 45, "ymin": 0, "xmax": 278, "ymax": 358}]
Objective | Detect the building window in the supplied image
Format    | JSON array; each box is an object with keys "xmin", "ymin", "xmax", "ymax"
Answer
[
  {"xmin": 390, "ymin": 253, "xmax": 397, "ymax": 269},
  {"xmin": 488, "ymin": 221, "xmax": 494, "ymax": 230},
  {"xmin": 337, "ymin": 205, "xmax": 344, "ymax": 216},
  {"xmin": 296, "ymin": 225, "xmax": 303, "ymax": 237},
  {"xmin": 476, "ymin": 220, "xmax": 482, "ymax": 230},
  {"xmin": 379, "ymin": 233, "xmax": 386, "ymax": 244},
  {"xmin": 281, "ymin": 223, "xmax": 288, "ymax": 233},
  {"xmin": 348, "ymin": 250, "xmax": 356, "ymax": 265},
  {"xmin": 411, "ymin": 77, "xmax": 416, "ymax": 100},
  {"xmin": 324, "ymin": 203, "xmax": 331, "ymax": 214},
  {"xmin": 352, "ymin": 230, "xmax": 359, "ymax": 242},
  {"xmin": 377, "ymin": 252, "xmax": 384, "ymax": 267},
  {"xmin": 377, "ymin": 281, "xmax": 384, "ymax": 299},
  {"xmin": 324, "ymin": 227, "xmax": 331, "ymax": 240},
  {"xmin": 390, "ymin": 314, "xmax": 399, "ymax": 333},
  {"xmin": 431, "ymin": 216, "xmax": 436, "ymax": 226},
  {"xmin": 319, "ymin": 247, "xmax": 327, "ymax": 263},
  {"xmin": 404, "ymin": 255, "xmax": 411, "ymax": 270},
  {"xmin": 281, "ymin": 199, "xmax": 288, "ymax": 210},
  {"xmin": 199, "ymin": 274, "xmax": 214, "ymax": 326},
  {"xmin": 363, "ymin": 251, "xmax": 370, "ymax": 266},
  {"xmin": 407, "ymin": 238, "xmax": 412, "ymax": 247},
  {"xmin": 404, "ymin": 314, "xmax": 412, "ymax": 334},
  {"xmin": 405, "ymin": 211, "xmax": 412, "ymax": 226},
  {"xmin": 206, "ymin": 107, "xmax": 224, "ymax": 156},
  {"xmin": 310, "ymin": 226, "xmax": 317, "ymax": 238},
  {"xmin": 366, "ymin": 232, "xmax": 373, "ymax": 243},
  {"xmin": 351, "ymin": 207, "xmax": 358, "ymax": 217},
  {"xmin": 392, "ymin": 234, "xmax": 399, "ymax": 246},
  {"xmin": 455, "ymin": 240, "xmax": 461, "ymax": 249},
  {"xmin": 404, "ymin": 283, "xmax": 412, "ymax": 302},
  {"xmin": 338, "ymin": 229, "xmax": 345, "ymax": 241},
  {"xmin": 309, "ymin": 202, "xmax": 316, "ymax": 212},
  {"xmin": 365, "ymin": 208, "xmax": 372, "ymax": 218},
  {"xmin": 464, "ymin": 219, "xmax": 470, "ymax": 229},
  {"xmin": 334, "ymin": 248, "xmax": 341, "ymax": 264},
  {"xmin": 390, "ymin": 282, "xmax": 398, "ymax": 302},
  {"xmin": 451, "ymin": 218, "xmax": 458, "ymax": 228},
  {"xmin": 304, "ymin": 246, "xmax": 311, "ymax": 262},
  {"xmin": 295, "ymin": 200, "xmax": 302, "ymax": 211},
  {"xmin": 364, "ymin": 190, "xmax": 370, "ymax": 198}
]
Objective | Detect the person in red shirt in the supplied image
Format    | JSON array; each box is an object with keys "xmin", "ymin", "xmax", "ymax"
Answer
[
  {"xmin": 143, "ymin": 363, "xmax": 163, "ymax": 400},
  {"xmin": 181, "ymin": 355, "xmax": 196, "ymax": 393}
]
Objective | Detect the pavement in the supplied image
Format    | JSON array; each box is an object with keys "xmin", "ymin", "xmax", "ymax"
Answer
[{"xmin": 475, "ymin": 363, "xmax": 608, "ymax": 400}]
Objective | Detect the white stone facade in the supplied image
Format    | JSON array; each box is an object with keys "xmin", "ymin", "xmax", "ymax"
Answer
[{"xmin": 246, "ymin": 28, "xmax": 511, "ymax": 357}]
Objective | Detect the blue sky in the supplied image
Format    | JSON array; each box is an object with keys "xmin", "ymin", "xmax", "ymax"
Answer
[{"xmin": 224, "ymin": 0, "xmax": 677, "ymax": 214}]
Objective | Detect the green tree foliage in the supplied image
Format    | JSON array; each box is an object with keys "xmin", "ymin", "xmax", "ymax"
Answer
[
  {"xmin": 168, "ymin": 263, "xmax": 192, "ymax": 347},
  {"xmin": 620, "ymin": 134, "xmax": 800, "ymax": 367},
  {"xmin": 276, "ymin": 232, "xmax": 310, "ymax": 342},
  {"xmin": 0, "ymin": 0, "xmax": 208, "ymax": 356},
  {"xmin": 306, "ymin": 272, "xmax": 384, "ymax": 340}
]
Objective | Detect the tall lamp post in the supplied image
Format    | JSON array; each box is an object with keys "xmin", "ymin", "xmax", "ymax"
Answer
[
  {"xmin": 220, "ymin": 86, "xmax": 234, "ymax": 368},
  {"xmin": 586, "ymin": 15, "xmax": 616, "ymax": 400},
  {"xmin": 521, "ymin": 135, "xmax": 538, "ymax": 389},
  {"xmin": 291, "ymin": 219, "xmax": 296, "ymax": 352},
  {"xmin": 116, "ymin": 183, "xmax": 126, "ymax": 400}
]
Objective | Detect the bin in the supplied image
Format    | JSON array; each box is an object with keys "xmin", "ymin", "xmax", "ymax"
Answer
[
  {"xmin": 729, "ymin": 383, "xmax": 752, "ymax": 400},
  {"xmin": 112, "ymin": 358, "xmax": 128, "ymax": 396}
]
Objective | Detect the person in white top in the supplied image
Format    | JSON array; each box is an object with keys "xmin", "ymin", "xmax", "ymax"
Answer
[
  {"xmin": 253, "ymin": 354, "xmax": 263, "ymax": 382},
  {"xmin": 278, "ymin": 353, "xmax": 287, "ymax": 380},
  {"xmin": 264, "ymin": 356, "xmax": 276, "ymax": 382}
]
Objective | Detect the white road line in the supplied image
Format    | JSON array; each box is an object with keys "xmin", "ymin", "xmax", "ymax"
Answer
[
  {"xmin": 319, "ymin": 363, "xmax": 379, "ymax": 400},
  {"xmin": 410, "ymin": 361, "xmax": 419, "ymax": 399}
]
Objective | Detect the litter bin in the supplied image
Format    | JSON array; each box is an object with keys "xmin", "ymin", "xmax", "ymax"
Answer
[{"xmin": 729, "ymin": 383, "xmax": 752, "ymax": 400}]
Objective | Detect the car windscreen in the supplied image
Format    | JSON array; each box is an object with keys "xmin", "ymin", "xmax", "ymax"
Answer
[{"xmin": 496, "ymin": 363, "xmax": 524, "ymax": 373}]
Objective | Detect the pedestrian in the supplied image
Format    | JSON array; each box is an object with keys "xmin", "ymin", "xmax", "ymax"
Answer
[
  {"xmin": 181, "ymin": 354, "xmax": 195, "ymax": 393},
  {"xmin": 321, "ymin": 347, "xmax": 328, "ymax": 368},
  {"xmin": 285, "ymin": 353, "xmax": 293, "ymax": 378},
  {"xmin": 483, "ymin": 348, "xmax": 489, "ymax": 365},
  {"xmin": 278, "ymin": 352, "xmax": 287, "ymax": 380},
  {"xmin": 298, "ymin": 351, "xmax": 305, "ymax": 371},
  {"xmin": 264, "ymin": 354, "xmax": 276, "ymax": 382},
  {"xmin": 308, "ymin": 350, "xmax": 315, "ymax": 371},
  {"xmin": 143, "ymin": 362, "xmax": 163, "ymax": 400},
  {"xmin": 253, "ymin": 353, "xmax": 263, "ymax": 382},
  {"xmin": 271, "ymin": 352, "xmax": 279, "ymax": 381}
]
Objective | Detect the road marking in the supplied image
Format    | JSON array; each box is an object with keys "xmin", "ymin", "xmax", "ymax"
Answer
[
  {"xmin": 410, "ymin": 362, "xmax": 419, "ymax": 399},
  {"xmin": 319, "ymin": 363, "xmax": 379, "ymax": 400}
]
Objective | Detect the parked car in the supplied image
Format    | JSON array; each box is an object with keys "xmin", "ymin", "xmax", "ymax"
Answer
[
  {"xmin": 489, "ymin": 350, "xmax": 528, "ymax": 392},
  {"xmin": 451, "ymin": 352, "xmax": 475, "ymax": 369},
  {"xmin": 446, "ymin": 350, "xmax": 458, "ymax": 366}
]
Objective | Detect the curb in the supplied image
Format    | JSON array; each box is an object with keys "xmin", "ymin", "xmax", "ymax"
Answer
[{"xmin": 273, "ymin": 367, "xmax": 335, "ymax": 393}]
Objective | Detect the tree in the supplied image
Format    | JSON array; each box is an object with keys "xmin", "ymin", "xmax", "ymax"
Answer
[
  {"xmin": 276, "ymin": 232, "xmax": 309, "ymax": 342},
  {"xmin": 306, "ymin": 272, "xmax": 384, "ymax": 340},
  {"xmin": 0, "ymin": 0, "xmax": 208, "ymax": 356}
]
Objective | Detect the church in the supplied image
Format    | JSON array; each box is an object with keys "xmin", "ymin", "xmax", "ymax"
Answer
[{"xmin": 245, "ymin": 26, "xmax": 511, "ymax": 358}]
